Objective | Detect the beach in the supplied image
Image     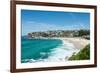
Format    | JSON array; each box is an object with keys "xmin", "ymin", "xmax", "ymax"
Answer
[
  {"xmin": 61, "ymin": 37, "xmax": 89, "ymax": 49},
  {"xmin": 51, "ymin": 37, "xmax": 90, "ymax": 60},
  {"xmin": 43, "ymin": 37, "xmax": 90, "ymax": 61},
  {"xmin": 60, "ymin": 37, "xmax": 90, "ymax": 60},
  {"xmin": 52, "ymin": 37, "xmax": 89, "ymax": 49},
  {"xmin": 21, "ymin": 37, "xmax": 90, "ymax": 63}
]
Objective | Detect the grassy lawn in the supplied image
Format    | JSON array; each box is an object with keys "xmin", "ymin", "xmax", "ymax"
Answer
[{"xmin": 69, "ymin": 44, "xmax": 90, "ymax": 60}]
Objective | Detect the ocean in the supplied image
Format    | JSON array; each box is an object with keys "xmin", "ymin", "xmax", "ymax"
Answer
[{"xmin": 21, "ymin": 36, "xmax": 76, "ymax": 63}]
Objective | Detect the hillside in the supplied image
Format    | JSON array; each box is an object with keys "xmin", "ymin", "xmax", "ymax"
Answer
[{"xmin": 69, "ymin": 44, "xmax": 90, "ymax": 60}]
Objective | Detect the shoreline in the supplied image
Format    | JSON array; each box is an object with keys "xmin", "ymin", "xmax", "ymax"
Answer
[
  {"xmin": 43, "ymin": 37, "xmax": 90, "ymax": 49},
  {"xmin": 22, "ymin": 37, "xmax": 90, "ymax": 62},
  {"xmin": 60, "ymin": 37, "xmax": 89, "ymax": 50},
  {"xmin": 28, "ymin": 37, "xmax": 90, "ymax": 57},
  {"xmin": 59, "ymin": 37, "xmax": 90, "ymax": 60},
  {"xmin": 51, "ymin": 37, "xmax": 90, "ymax": 60},
  {"xmin": 28, "ymin": 37, "xmax": 89, "ymax": 50}
]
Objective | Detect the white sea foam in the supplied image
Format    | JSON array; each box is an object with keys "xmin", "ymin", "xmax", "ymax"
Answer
[
  {"xmin": 22, "ymin": 39, "xmax": 79, "ymax": 63},
  {"xmin": 41, "ymin": 40, "xmax": 78, "ymax": 62},
  {"xmin": 40, "ymin": 52, "xmax": 47, "ymax": 56}
]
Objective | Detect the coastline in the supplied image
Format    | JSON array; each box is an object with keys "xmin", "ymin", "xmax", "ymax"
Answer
[
  {"xmin": 52, "ymin": 37, "xmax": 90, "ymax": 60},
  {"xmin": 60, "ymin": 37, "xmax": 89, "ymax": 50},
  {"xmin": 60, "ymin": 37, "xmax": 90, "ymax": 60},
  {"xmin": 29, "ymin": 37, "xmax": 89, "ymax": 51},
  {"xmin": 22, "ymin": 37, "xmax": 90, "ymax": 62},
  {"xmin": 37, "ymin": 37, "xmax": 90, "ymax": 61},
  {"xmin": 30, "ymin": 37, "xmax": 90, "ymax": 59}
]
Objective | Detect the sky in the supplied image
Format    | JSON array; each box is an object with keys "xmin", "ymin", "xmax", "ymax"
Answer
[{"xmin": 21, "ymin": 9, "xmax": 90, "ymax": 35}]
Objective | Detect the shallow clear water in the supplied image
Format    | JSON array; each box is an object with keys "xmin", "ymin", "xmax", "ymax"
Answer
[{"xmin": 21, "ymin": 36, "xmax": 62, "ymax": 63}]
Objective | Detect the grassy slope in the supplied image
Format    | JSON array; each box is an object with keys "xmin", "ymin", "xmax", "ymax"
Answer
[{"xmin": 69, "ymin": 44, "xmax": 90, "ymax": 60}]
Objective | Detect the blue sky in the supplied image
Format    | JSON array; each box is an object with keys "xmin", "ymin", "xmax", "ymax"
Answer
[{"xmin": 21, "ymin": 10, "xmax": 90, "ymax": 35}]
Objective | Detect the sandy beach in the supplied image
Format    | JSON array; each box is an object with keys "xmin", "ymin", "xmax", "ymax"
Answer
[
  {"xmin": 61, "ymin": 37, "xmax": 89, "ymax": 50},
  {"xmin": 52, "ymin": 37, "xmax": 89, "ymax": 50},
  {"xmin": 60, "ymin": 37, "xmax": 90, "ymax": 60},
  {"xmin": 52, "ymin": 37, "xmax": 90, "ymax": 60}
]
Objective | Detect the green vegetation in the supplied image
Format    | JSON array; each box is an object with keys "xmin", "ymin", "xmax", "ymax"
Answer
[
  {"xmin": 69, "ymin": 44, "xmax": 90, "ymax": 60},
  {"xmin": 78, "ymin": 29, "xmax": 90, "ymax": 36}
]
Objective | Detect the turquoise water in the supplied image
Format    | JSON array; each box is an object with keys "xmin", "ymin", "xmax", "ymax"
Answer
[{"xmin": 21, "ymin": 36, "xmax": 62, "ymax": 63}]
